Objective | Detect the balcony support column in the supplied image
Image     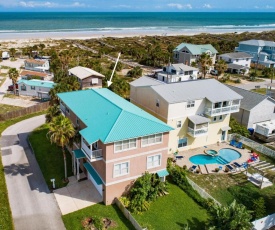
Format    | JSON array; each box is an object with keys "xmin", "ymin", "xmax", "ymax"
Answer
[{"xmin": 77, "ymin": 159, "xmax": 80, "ymax": 180}]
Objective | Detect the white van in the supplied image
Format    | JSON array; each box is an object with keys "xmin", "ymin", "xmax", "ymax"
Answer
[{"xmin": 2, "ymin": 52, "xmax": 10, "ymax": 60}]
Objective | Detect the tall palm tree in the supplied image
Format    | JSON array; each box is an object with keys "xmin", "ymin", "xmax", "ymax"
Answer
[
  {"xmin": 45, "ymin": 104, "xmax": 61, "ymax": 123},
  {"xmin": 208, "ymin": 200, "xmax": 253, "ymax": 230},
  {"xmin": 48, "ymin": 115, "xmax": 75, "ymax": 180},
  {"xmin": 215, "ymin": 59, "xmax": 228, "ymax": 79},
  {"xmin": 8, "ymin": 68, "xmax": 19, "ymax": 95},
  {"xmin": 197, "ymin": 53, "xmax": 213, "ymax": 78}
]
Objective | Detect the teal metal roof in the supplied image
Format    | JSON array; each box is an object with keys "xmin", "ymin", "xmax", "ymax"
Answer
[
  {"xmin": 57, "ymin": 88, "xmax": 173, "ymax": 144},
  {"xmin": 73, "ymin": 149, "xmax": 86, "ymax": 159},
  {"xmin": 17, "ymin": 79, "xmax": 56, "ymax": 88},
  {"xmin": 83, "ymin": 162, "xmax": 103, "ymax": 185},
  {"xmin": 174, "ymin": 43, "xmax": 218, "ymax": 54},
  {"xmin": 157, "ymin": 169, "xmax": 169, "ymax": 177}
]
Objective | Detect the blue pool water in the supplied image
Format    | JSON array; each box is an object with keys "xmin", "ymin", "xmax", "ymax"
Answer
[{"xmin": 189, "ymin": 148, "xmax": 241, "ymax": 165}]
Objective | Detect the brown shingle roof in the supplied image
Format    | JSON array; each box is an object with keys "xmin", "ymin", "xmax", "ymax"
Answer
[
  {"xmin": 25, "ymin": 59, "xmax": 46, "ymax": 65},
  {"xmin": 20, "ymin": 70, "xmax": 48, "ymax": 77}
]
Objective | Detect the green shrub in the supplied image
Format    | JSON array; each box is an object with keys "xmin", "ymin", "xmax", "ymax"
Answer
[{"xmin": 252, "ymin": 197, "xmax": 266, "ymax": 220}]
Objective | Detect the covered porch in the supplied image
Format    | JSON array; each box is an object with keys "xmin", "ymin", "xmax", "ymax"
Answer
[{"xmin": 187, "ymin": 115, "xmax": 210, "ymax": 137}]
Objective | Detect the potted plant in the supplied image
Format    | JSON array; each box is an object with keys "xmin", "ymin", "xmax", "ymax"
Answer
[{"xmin": 215, "ymin": 168, "xmax": 220, "ymax": 173}]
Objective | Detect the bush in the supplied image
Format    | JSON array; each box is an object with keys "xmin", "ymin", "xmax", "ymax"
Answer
[
  {"xmin": 229, "ymin": 117, "xmax": 250, "ymax": 137},
  {"xmin": 252, "ymin": 197, "xmax": 266, "ymax": 220},
  {"xmin": 234, "ymin": 78, "xmax": 241, "ymax": 83}
]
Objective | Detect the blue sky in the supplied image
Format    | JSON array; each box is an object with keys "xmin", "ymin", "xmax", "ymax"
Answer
[{"xmin": 0, "ymin": 0, "xmax": 275, "ymax": 12}]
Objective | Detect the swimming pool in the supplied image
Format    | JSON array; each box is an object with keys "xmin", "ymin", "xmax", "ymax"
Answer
[{"xmin": 189, "ymin": 148, "xmax": 241, "ymax": 165}]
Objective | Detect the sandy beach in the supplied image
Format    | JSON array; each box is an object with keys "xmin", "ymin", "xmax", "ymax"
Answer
[{"xmin": 0, "ymin": 27, "xmax": 269, "ymax": 46}]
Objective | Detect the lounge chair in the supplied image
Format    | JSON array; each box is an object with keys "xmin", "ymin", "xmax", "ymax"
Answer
[
  {"xmin": 225, "ymin": 164, "xmax": 236, "ymax": 172},
  {"xmin": 230, "ymin": 140, "xmax": 236, "ymax": 146},
  {"xmin": 175, "ymin": 156, "xmax": 184, "ymax": 160},
  {"xmin": 236, "ymin": 142, "xmax": 243, "ymax": 149},
  {"xmin": 189, "ymin": 165, "xmax": 197, "ymax": 172},
  {"xmin": 233, "ymin": 162, "xmax": 242, "ymax": 168}
]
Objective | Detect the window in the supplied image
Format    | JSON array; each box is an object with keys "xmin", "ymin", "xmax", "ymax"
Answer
[
  {"xmin": 176, "ymin": 120, "xmax": 182, "ymax": 128},
  {"xmin": 76, "ymin": 117, "xmax": 79, "ymax": 126},
  {"xmin": 219, "ymin": 115, "xmax": 223, "ymax": 120},
  {"xmin": 65, "ymin": 106, "xmax": 70, "ymax": 114},
  {"xmin": 156, "ymin": 99, "xmax": 160, "ymax": 107},
  {"xmin": 21, "ymin": 84, "xmax": 26, "ymax": 91},
  {"xmin": 82, "ymin": 138, "xmax": 90, "ymax": 149},
  {"xmin": 147, "ymin": 154, "xmax": 161, "ymax": 169},
  {"xmin": 141, "ymin": 134, "xmax": 162, "ymax": 146},
  {"xmin": 236, "ymin": 59, "xmax": 239, "ymax": 62},
  {"xmin": 178, "ymin": 137, "xmax": 187, "ymax": 148},
  {"xmin": 246, "ymin": 58, "xmax": 249, "ymax": 61},
  {"xmin": 187, "ymin": 100, "xmax": 195, "ymax": 108},
  {"xmin": 213, "ymin": 116, "xmax": 217, "ymax": 122},
  {"xmin": 114, "ymin": 162, "xmax": 129, "ymax": 177},
  {"xmin": 31, "ymin": 86, "xmax": 35, "ymax": 90},
  {"xmin": 114, "ymin": 138, "xmax": 136, "ymax": 152}
]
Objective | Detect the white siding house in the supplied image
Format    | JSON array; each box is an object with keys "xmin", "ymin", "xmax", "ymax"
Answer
[
  {"xmin": 24, "ymin": 59, "xmax": 50, "ymax": 72},
  {"xmin": 17, "ymin": 79, "xmax": 56, "ymax": 100}
]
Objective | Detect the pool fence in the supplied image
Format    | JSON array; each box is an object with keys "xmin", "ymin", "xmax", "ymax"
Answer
[{"xmin": 228, "ymin": 133, "xmax": 275, "ymax": 159}]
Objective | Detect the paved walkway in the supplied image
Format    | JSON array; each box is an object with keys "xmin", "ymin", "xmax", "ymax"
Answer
[
  {"xmin": 0, "ymin": 115, "xmax": 65, "ymax": 230},
  {"xmin": 54, "ymin": 176, "xmax": 102, "ymax": 215}
]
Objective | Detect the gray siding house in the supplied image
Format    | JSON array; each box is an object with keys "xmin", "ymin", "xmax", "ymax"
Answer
[{"xmin": 227, "ymin": 85, "xmax": 275, "ymax": 129}]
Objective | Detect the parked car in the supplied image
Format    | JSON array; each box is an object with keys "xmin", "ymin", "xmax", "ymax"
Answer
[
  {"xmin": 7, "ymin": 84, "xmax": 18, "ymax": 91},
  {"xmin": 210, "ymin": 70, "xmax": 218, "ymax": 76}
]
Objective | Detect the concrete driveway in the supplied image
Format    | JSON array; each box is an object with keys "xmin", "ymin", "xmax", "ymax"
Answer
[
  {"xmin": 54, "ymin": 177, "xmax": 102, "ymax": 215},
  {"xmin": 0, "ymin": 115, "xmax": 65, "ymax": 230}
]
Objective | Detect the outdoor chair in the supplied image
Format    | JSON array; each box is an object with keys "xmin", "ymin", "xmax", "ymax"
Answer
[
  {"xmin": 175, "ymin": 156, "xmax": 184, "ymax": 160},
  {"xmin": 189, "ymin": 165, "xmax": 197, "ymax": 172},
  {"xmin": 225, "ymin": 164, "xmax": 236, "ymax": 172},
  {"xmin": 236, "ymin": 142, "xmax": 243, "ymax": 149},
  {"xmin": 233, "ymin": 162, "xmax": 242, "ymax": 168},
  {"xmin": 230, "ymin": 140, "xmax": 236, "ymax": 146}
]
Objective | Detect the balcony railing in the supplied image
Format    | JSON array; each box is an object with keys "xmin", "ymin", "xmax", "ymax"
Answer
[
  {"xmin": 187, "ymin": 127, "xmax": 208, "ymax": 137},
  {"xmin": 82, "ymin": 147, "xmax": 103, "ymax": 161},
  {"xmin": 204, "ymin": 105, "xmax": 240, "ymax": 116}
]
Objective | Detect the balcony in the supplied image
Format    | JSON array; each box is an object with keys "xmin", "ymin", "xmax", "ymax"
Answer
[
  {"xmin": 204, "ymin": 105, "xmax": 240, "ymax": 117},
  {"xmin": 187, "ymin": 127, "xmax": 208, "ymax": 137},
  {"xmin": 81, "ymin": 139, "xmax": 103, "ymax": 161}
]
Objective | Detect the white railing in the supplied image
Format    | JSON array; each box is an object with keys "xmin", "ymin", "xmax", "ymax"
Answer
[
  {"xmin": 82, "ymin": 147, "xmax": 103, "ymax": 161},
  {"xmin": 187, "ymin": 127, "xmax": 208, "ymax": 137},
  {"xmin": 91, "ymin": 149, "xmax": 103, "ymax": 159},
  {"xmin": 205, "ymin": 105, "xmax": 240, "ymax": 116}
]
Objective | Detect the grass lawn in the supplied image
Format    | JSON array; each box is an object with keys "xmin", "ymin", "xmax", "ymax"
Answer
[
  {"xmin": 133, "ymin": 182, "xmax": 209, "ymax": 230},
  {"xmin": 29, "ymin": 124, "xmax": 73, "ymax": 189},
  {"xmin": 0, "ymin": 111, "xmax": 46, "ymax": 230},
  {"xmin": 0, "ymin": 104, "xmax": 22, "ymax": 115},
  {"xmin": 188, "ymin": 172, "xmax": 275, "ymax": 215},
  {"xmin": 250, "ymin": 88, "xmax": 267, "ymax": 95},
  {"xmin": 62, "ymin": 203, "xmax": 135, "ymax": 230}
]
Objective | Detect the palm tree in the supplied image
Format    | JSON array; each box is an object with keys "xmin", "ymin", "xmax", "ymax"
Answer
[
  {"xmin": 215, "ymin": 59, "xmax": 228, "ymax": 79},
  {"xmin": 9, "ymin": 48, "xmax": 16, "ymax": 59},
  {"xmin": 45, "ymin": 104, "xmax": 61, "ymax": 123},
  {"xmin": 48, "ymin": 115, "xmax": 75, "ymax": 180},
  {"xmin": 208, "ymin": 200, "xmax": 253, "ymax": 230},
  {"xmin": 8, "ymin": 68, "xmax": 19, "ymax": 95},
  {"xmin": 197, "ymin": 53, "xmax": 213, "ymax": 78}
]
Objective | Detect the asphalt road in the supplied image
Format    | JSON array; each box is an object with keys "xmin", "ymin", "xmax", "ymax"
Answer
[{"xmin": 0, "ymin": 115, "xmax": 65, "ymax": 230}]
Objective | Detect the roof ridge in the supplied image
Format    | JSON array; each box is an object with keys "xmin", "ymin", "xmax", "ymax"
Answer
[{"xmin": 227, "ymin": 84, "xmax": 268, "ymax": 98}]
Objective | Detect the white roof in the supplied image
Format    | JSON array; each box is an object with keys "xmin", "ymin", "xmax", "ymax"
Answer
[
  {"xmin": 256, "ymin": 120, "xmax": 275, "ymax": 130},
  {"xmin": 69, "ymin": 66, "xmax": 105, "ymax": 80},
  {"xmin": 171, "ymin": 63, "xmax": 198, "ymax": 72},
  {"xmin": 188, "ymin": 115, "xmax": 210, "ymax": 124},
  {"xmin": 151, "ymin": 79, "xmax": 242, "ymax": 103},
  {"xmin": 130, "ymin": 76, "xmax": 165, "ymax": 87}
]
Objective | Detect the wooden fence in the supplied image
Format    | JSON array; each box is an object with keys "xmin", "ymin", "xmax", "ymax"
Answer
[
  {"xmin": 0, "ymin": 101, "xmax": 50, "ymax": 121},
  {"xmin": 115, "ymin": 198, "xmax": 147, "ymax": 230}
]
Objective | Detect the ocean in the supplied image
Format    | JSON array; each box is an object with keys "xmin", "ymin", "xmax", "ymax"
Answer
[{"xmin": 0, "ymin": 12, "xmax": 275, "ymax": 37}]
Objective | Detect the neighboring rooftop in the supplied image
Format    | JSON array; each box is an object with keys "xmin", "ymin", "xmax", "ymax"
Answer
[
  {"xmin": 239, "ymin": 40, "xmax": 275, "ymax": 47},
  {"xmin": 146, "ymin": 79, "xmax": 242, "ymax": 103},
  {"xmin": 69, "ymin": 66, "xmax": 105, "ymax": 80},
  {"xmin": 130, "ymin": 76, "xmax": 165, "ymax": 87},
  {"xmin": 25, "ymin": 59, "xmax": 47, "ymax": 65},
  {"xmin": 219, "ymin": 52, "xmax": 253, "ymax": 59},
  {"xmin": 170, "ymin": 63, "xmax": 198, "ymax": 72},
  {"xmin": 20, "ymin": 70, "xmax": 48, "ymax": 77},
  {"xmin": 58, "ymin": 88, "xmax": 173, "ymax": 144},
  {"xmin": 227, "ymin": 85, "xmax": 275, "ymax": 111},
  {"xmin": 174, "ymin": 43, "xmax": 218, "ymax": 54},
  {"xmin": 17, "ymin": 79, "xmax": 56, "ymax": 88}
]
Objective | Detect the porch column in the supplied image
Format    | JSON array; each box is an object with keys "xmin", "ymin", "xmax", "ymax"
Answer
[
  {"xmin": 73, "ymin": 154, "xmax": 76, "ymax": 176},
  {"xmin": 77, "ymin": 159, "xmax": 80, "ymax": 180}
]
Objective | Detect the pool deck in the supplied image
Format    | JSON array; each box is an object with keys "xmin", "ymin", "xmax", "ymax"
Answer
[{"xmin": 175, "ymin": 142, "xmax": 252, "ymax": 174}]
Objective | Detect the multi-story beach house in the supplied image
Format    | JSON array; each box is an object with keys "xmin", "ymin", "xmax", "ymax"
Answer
[
  {"xmin": 173, "ymin": 43, "xmax": 218, "ymax": 70},
  {"xmin": 227, "ymin": 85, "xmax": 275, "ymax": 129},
  {"xmin": 57, "ymin": 88, "xmax": 173, "ymax": 205},
  {"xmin": 155, "ymin": 63, "xmax": 198, "ymax": 83},
  {"xmin": 24, "ymin": 59, "xmax": 50, "ymax": 72},
  {"xmin": 68, "ymin": 66, "xmax": 105, "ymax": 89},
  {"xmin": 235, "ymin": 40, "xmax": 275, "ymax": 67},
  {"xmin": 218, "ymin": 52, "xmax": 252, "ymax": 74},
  {"xmin": 130, "ymin": 77, "xmax": 242, "ymax": 153},
  {"xmin": 17, "ymin": 79, "xmax": 55, "ymax": 100}
]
